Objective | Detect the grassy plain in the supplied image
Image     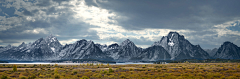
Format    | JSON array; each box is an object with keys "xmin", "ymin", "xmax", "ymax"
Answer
[{"xmin": 0, "ymin": 63, "xmax": 240, "ymax": 79}]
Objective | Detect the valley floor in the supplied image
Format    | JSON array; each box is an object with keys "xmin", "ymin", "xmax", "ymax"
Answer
[{"xmin": 0, "ymin": 63, "xmax": 240, "ymax": 79}]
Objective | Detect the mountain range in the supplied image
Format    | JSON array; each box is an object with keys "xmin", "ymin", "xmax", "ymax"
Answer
[{"xmin": 0, "ymin": 32, "xmax": 239, "ymax": 61}]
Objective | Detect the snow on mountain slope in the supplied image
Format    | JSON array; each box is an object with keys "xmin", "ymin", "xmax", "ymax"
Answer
[
  {"xmin": 135, "ymin": 46, "xmax": 171, "ymax": 61},
  {"xmin": 1, "ymin": 32, "xmax": 239, "ymax": 61},
  {"xmin": 0, "ymin": 35, "xmax": 62, "ymax": 61},
  {"xmin": 152, "ymin": 32, "xmax": 210, "ymax": 60},
  {"xmin": 104, "ymin": 39, "xmax": 143, "ymax": 61},
  {"xmin": 0, "ymin": 44, "xmax": 16, "ymax": 53},
  {"xmin": 59, "ymin": 39, "xmax": 113, "ymax": 60}
]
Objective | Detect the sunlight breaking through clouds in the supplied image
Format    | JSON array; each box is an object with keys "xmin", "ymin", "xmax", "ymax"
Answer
[
  {"xmin": 0, "ymin": 0, "xmax": 240, "ymax": 49},
  {"xmin": 214, "ymin": 20, "xmax": 240, "ymax": 37},
  {"xmin": 69, "ymin": 0, "xmax": 195, "ymax": 47}
]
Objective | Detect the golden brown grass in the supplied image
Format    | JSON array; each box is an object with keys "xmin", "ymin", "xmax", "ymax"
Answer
[{"xmin": 0, "ymin": 63, "xmax": 239, "ymax": 79}]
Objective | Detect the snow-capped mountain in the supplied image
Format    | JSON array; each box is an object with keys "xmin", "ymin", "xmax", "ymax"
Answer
[
  {"xmin": 108, "ymin": 43, "xmax": 119, "ymax": 50},
  {"xmin": 0, "ymin": 32, "xmax": 239, "ymax": 61},
  {"xmin": 0, "ymin": 35, "xmax": 62, "ymax": 60},
  {"xmin": 135, "ymin": 46, "xmax": 171, "ymax": 61},
  {"xmin": 152, "ymin": 32, "xmax": 210, "ymax": 60},
  {"xmin": 59, "ymin": 39, "xmax": 113, "ymax": 60},
  {"xmin": 0, "ymin": 46, "xmax": 3, "ymax": 50},
  {"xmin": 98, "ymin": 43, "xmax": 119, "ymax": 59},
  {"xmin": 204, "ymin": 48, "xmax": 218, "ymax": 57},
  {"xmin": 96, "ymin": 43, "xmax": 119, "ymax": 52},
  {"xmin": 95, "ymin": 44, "xmax": 108, "ymax": 51},
  {"xmin": 110, "ymin": 39, "xmax": 143, "ymax": 61},
  {"xmin": 0, "ymin": 44, "xmax": 15, "ymax": 53},
  {"xmin": 213, "ymin": 41, "xmax": 240, "ymax": 59},
  {"xmin": 99, "ymin": 39, "xmax": 143, "ymax": 61},
  {"xmin": 44, "ymin": 35, "xmax": 62, "ymax": 52}
]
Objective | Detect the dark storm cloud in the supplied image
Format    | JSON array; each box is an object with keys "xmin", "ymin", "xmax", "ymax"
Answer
[
  {"xmin": 0, "ymin": 0, "xmax": 100, "ymax": 46},
  {"xmin": 81, "ymin": 0, "xmax": 240, "ymax": 49},
  {"xmin": 0, "ymin": 32, "xmax": 47, "ymax": 41},
  {"xmin": 187, "ymin": 34, "xmax": 240, "ymax": 49},
  {"xmin": 85, "ymin": 0, "xmax": 240, "ymax": 31},
  {"xmin": 0, "ymin": 0, "xmax": 239, "ymax": 49}
]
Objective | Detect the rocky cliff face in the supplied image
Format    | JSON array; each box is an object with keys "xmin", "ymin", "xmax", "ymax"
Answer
[
  {"xmin": 112, "ymin": 39, "xmax": 143, "ymax": 61},
  {"xmin": 97, "ymin": 43, "xmax": 119, "ymax": 59},
  {"xmin": 152, "ymin": 32, "xmax": 210, "ymax": 60},
  {"xmin": 136, "ymin": 46, "xmax": 171, "ymax": 61},
  {"xmin": 0, "ymin": 35, "xmax": 62, "ymax": 60},
  {"xmin": 213, "ymin": 41, "xmax": 240, "ymax": 59},
  {"xmin": 59, "ymin": 40, "xmax": 113, "ymax": 60},
  {"xmin": 118, "ymin": 39, "xmax": 142, "ymax": 59},
  {"xmin": 97, "ymin": 39, "xmax": 143, "ymax": 61},
  {"xmin": 0, "ymin": 44, "xmax": 15, "ymax": 53},
  {"xmin": 1, "ymin": 32, "xmax": 239, "ymax": 61},
  {"xmin": 95, "ymin": 44, "xmax": 108, "ymax": 52}
]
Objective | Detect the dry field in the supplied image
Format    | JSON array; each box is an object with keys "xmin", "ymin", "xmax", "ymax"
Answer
[{"xmin": 0, "ymin": 63, "xmax": 240, "ymax": 79}]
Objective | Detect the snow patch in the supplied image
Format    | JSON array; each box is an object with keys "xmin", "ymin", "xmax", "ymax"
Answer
[
  {"xmin": 168, "ymin": 42, "xmax": 174, "ymax": 46},
  {"xmin": 51, "ymin": 47, "xmax": 55, "ymax": 52},
  {"xmin": 52, "ymin": 37, "xmax": 56, "ymax": 41},
  {"xmin": 168, "ymin": 34, "xmax": 174, "ymax": 46},
  {"xmin": 26, "ymin": 50, "xmax": 30, "ymax": 52}
]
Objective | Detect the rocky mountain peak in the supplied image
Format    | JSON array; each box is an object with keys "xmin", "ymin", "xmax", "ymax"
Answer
[
  {"xmin": 21, "ymin": 42, "xmax": 25, "ymax": 45},
  {"xmin": 108, "ymin": 43, "xmax": 119, "ymax": 48},
  {"xmin": 196, "ymin": 45, "xmax": 201, "ymax": 47},
  {"xmin": 6, "ymin": 44, "xmax": 12, "ymax": 48},
  {"xmin": 18, "ymin": 42, "xmax": 27, "ymax": 47},
  {"xmin": 88, "ymin": 40, "xmax": 94, "ymax": 45},
  {"xmin": 152, "ymin": 32, "xmax": 210, "ymax": 60},
  {"xmin": 167, "ymin": 32, "xmax": 185, "ymax": 39},
  {"xmin": 62, "ymin": 44, "xmax": 70, "ymax": 49},
  {"xmin": 214, "ymin": 41, "xmax": 240, "ymax": 59},
  {"xmin": 94, "ymin": 43, "xmax": 108, "ymax": 52},
  {"xmin": 137, "ymin": 45, "xmax": 171, "ymax": 61},
  {"xmin": 76, "ymin": 39, "xmax": 88, "ymax": 43},
  {"xmin": 113, "ymin": 39, "xmax": 143, "ymax": 61},
  {"xmin": 121, "ymin": 39, "xmax": 134, "ymax": 46},
  {"xmin": 33, "ymin": 38, "xmax": 45, "ymax": 44},
  {"xmin": 45, "ymin": 34, "xmax": 54, "ymax": 38},
  {"xmin": 78, "ymin": 39, "xmax": 87, "ymax": 42},
  {"xmin": 220, "ymin": 41, "xmax": 239, "ymax": 50},
  {"xmin": 95, "ymin": 43, "xmax": 107, "ymax": 47},
  {"xmin": 167, "ymin": 32, "xmax": 179, "ymax": 36},
  {"xmin": 74, "ymin": 39, "xmax": 87, "ymax": 47},
  {"xmin": 59, "ymin": 39, "xmax": 113, "ymax": 60},
  {"xmin": 45, "ymin": 34, "xmax": 58, "ymax": 43},
  {"xmin": 1, "ymin": 32, "xmax": 239, "ymax": 61},
  {"xmin": 223, "ymin": 41, "xmax": 234, "ymax": 46}
]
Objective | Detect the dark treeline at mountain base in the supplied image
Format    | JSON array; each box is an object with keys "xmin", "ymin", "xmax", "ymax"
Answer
[
  {"xmin": 51, "ymin": 59, "xmax": 116, "ymax": 64},
  {"xmin": 0, "ymin": 60, "xmax": 8, "ymax": 63},
  {"xmin": 0, "ymin": 32, "xmax": 239, "ymax": 62},
  {"xmin": 154, "ymin": 59, "xmax": 240, "ymax": 64}
]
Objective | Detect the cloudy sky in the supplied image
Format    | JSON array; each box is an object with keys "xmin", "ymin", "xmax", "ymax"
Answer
[{"xmin": 0, "ymin": 0, "xmax": 240, "ymax": 49}]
